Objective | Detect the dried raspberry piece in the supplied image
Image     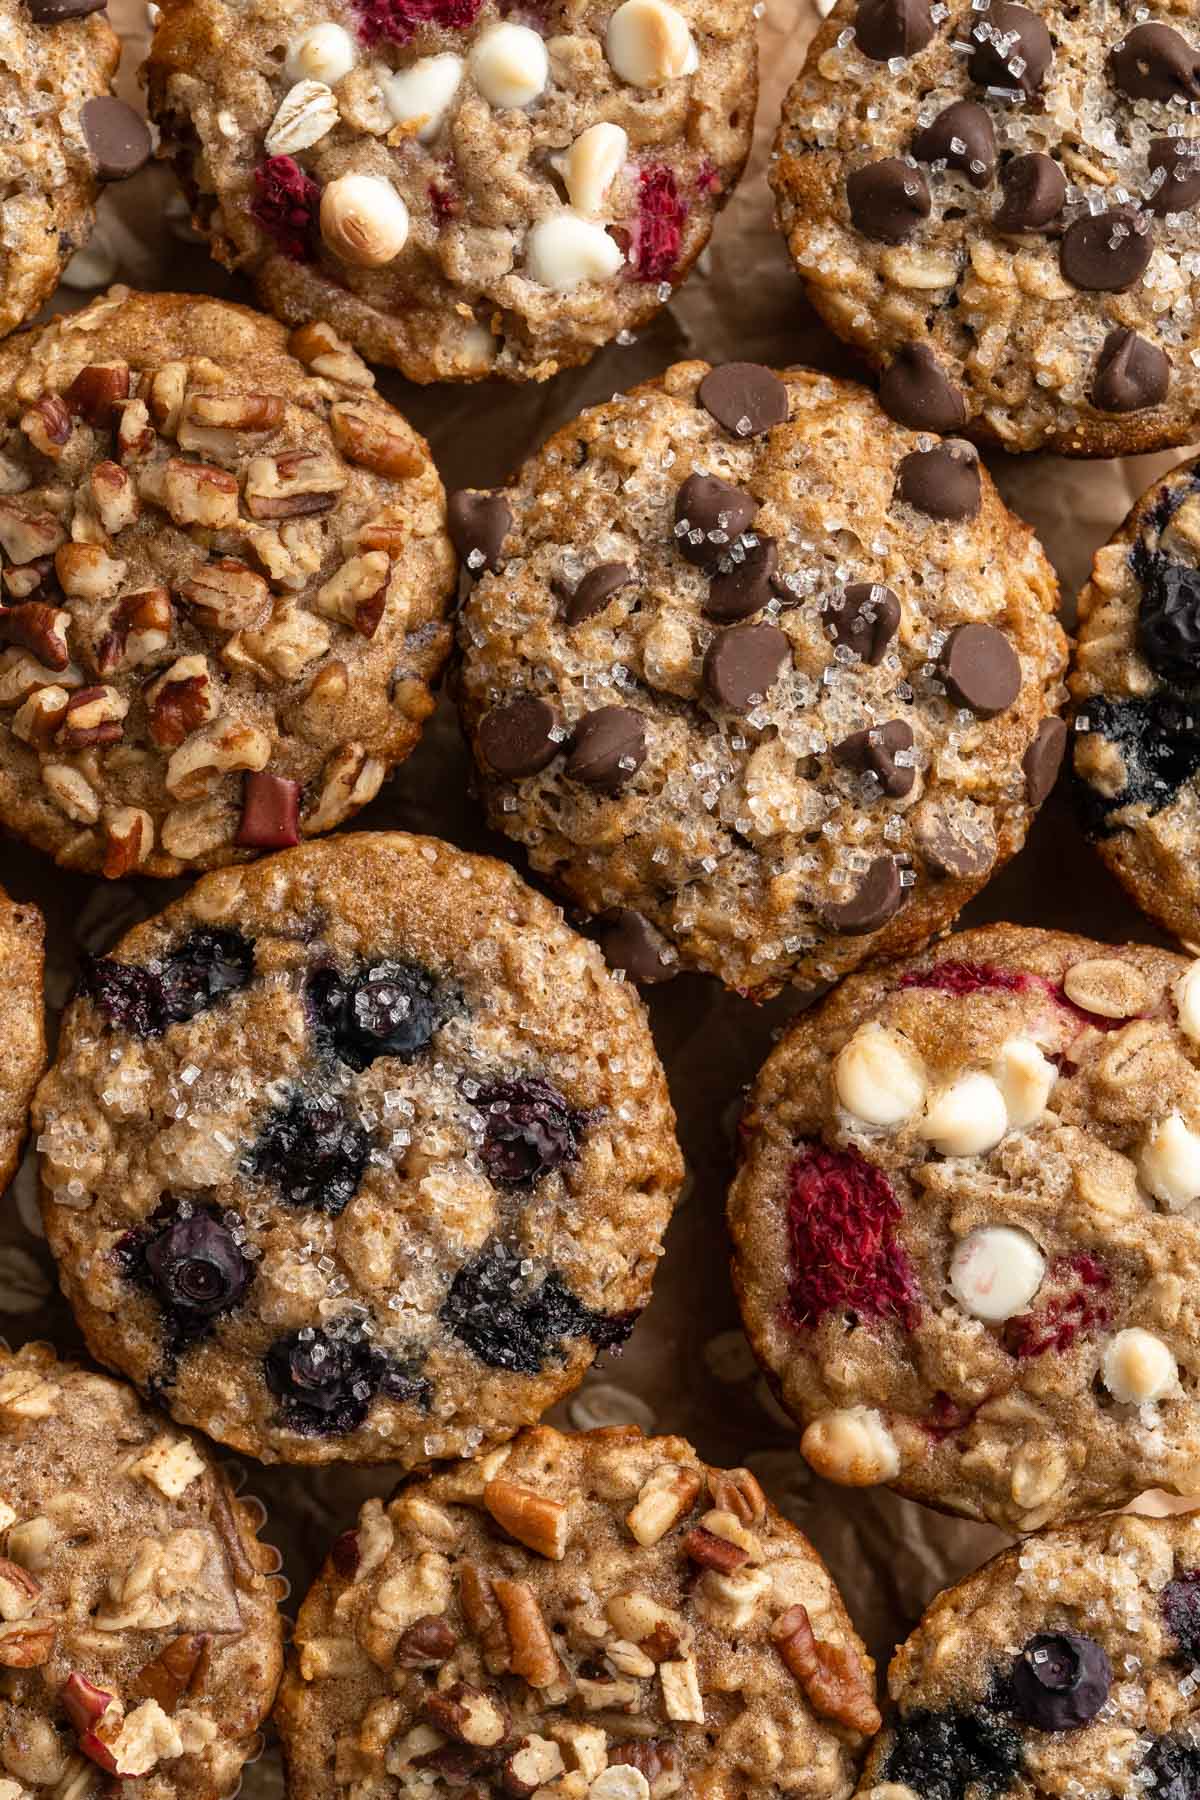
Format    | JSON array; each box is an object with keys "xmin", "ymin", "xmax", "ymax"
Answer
[
  {"xmin": 696, "ymin": 158, "xmax": 722, "ymax": 195},
  {"xmin": 350, "ymin": 0, "xmax": 484, "ymax": 45},
  {"xmin": 1050, "ymin": 982, "xmax": 1132, "ymax": 1034},
  {"xmin": 1003, "ymin": 1252, "xmax": 1111, "ymax": 1358},
  {"xmin": 899, "ymin": 960, "xmax": 1031, "ymax": 998},
  {"xmin": 922, "ymin": 1390, "xmax": 980, "ymax": 1441},
  {"xmin": 633, "ymin": 165, "xmax": 688, "ymax": 284},
  {"xmin": 785, "ymin": 1141, "xmax": 921, "ymax": 1332},
  {"xmin": 251, "ymin": 156, "xmax": 320, "ymax": 262},
  {"xmin": 429, "ymin": 183, "xmax": 458, "ymax": 225}
]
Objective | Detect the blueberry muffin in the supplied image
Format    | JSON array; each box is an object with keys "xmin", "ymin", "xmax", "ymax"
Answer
[
  {"xmin": 0, "ymin": 287, "xmax": 456, "ymax": 877},
  {"xmin": 144, "ymin": 0, "xmax": 758, "ymax": 383},
  {"xmin": 32, "ymin": 833, "xmax": 683, "ymax": 1466},
  {"xmin": 0, "ymin": 1340, "xmax": 283, "ymax": 1800},
  {"xmin": 1072, "ymin": 453, "xmax": 1200, "ymax": 946},
  {"xmin": 276, "ymin": 1424, "xmax": 879, "ymax": 1800},
  {"xmin": 729, "ymin": 924, "xmax": 1200, "ymax": 1533},
  {"xmin": 454, "ymin": 358, "xmax": 1066, "ymax": 999},
  {"xmin": 772, "ymin": 0, "xmax": 1200, "ymax": 456},
  {"xmin": 0, "ymin": 0, "xmax": 150, "ymax": 345},
  {"xmin": 0, "ymin": 884, "xmax": 45, "ymax": 1195},
  {"xmin": 856, "ymin": 1510, "xmax": 1200, "ymax": 1800}
]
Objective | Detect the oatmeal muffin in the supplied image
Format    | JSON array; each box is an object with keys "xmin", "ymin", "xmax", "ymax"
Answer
[
  {"xmin": 0, "ymin": 884, "xmax": 45, "ymax": 1196},
  {"xmin": 0, "ymin": 1340, "xmax": 283, "ymax": 1800},
  {"xmin": 144, "ymin": 0, "xmax": 757, "ymax": 384},
  {"xmin": 0, "ymin": 0, "xmax": 150, "ymax": 345},
  {"xmin": 454, "ymin": 358, "xmax": 1066, "ymax": 999},
  {"xmin": 856, "ymin": 1510, "xmax": 1200, "ymax": 1800},
  {"xmin": 0, "ymin": 287, "xmax": 455, "ymax": 878},
  {"xmin": 729, "ymin": 924, "xmax": 1200, "ymax": 1533},
  {"xmin": 772, "ymin": 0, "xmax": 1200, "ymax": 457},
  {"xmin": 276, "ymin": 1423, "xmax": 879, "ymax": 1800},
  {"xmin": 1072, "ymin": 453, "xmax": 1200, "ymax": 947},
  {"xmin": 33, "ymin": 833, "xmax": 683, "ymax": 1467}
]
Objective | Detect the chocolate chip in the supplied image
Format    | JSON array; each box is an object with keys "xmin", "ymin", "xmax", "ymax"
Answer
[
  {"xmin": 939, "ymin": 622, "xmax": 1021, "ymax": 716},
  {"xmin": 823, "ymin": 582, "xmax": 901, "ymax": 665},
  {"xmin": 1060, "ymin": 207, "xmax": 1154, "ymax": 292},
  {"xmin": 560, "ymin": 561, "xmax": 632, "ymax": 625},
  {"xmin": 1022, "ymin": 715, "xmax": 1067, "ymax": 805},
  {"xmin": 698, "ymin": 363, "xmax": 790, "ymax": 437},
  {"xmin": 1147, "ymin": 138, "xmax": 1200, "ymax": 216},
  {"xmin": 819, "ymin": 856, "xmax": 906, "ymax": 935},
  {"xmin": 703, "ymin": 621, "xmax": 791, "ymax": 713},
  {"xmin": 915, "ymin": 811, "xmax": 995, "ymax": 877},
  {"xmin": 833, "ymin": 719, "xmax": 916, "ymax": 798},
  {"xmin": 896, "ymin": 440, "xmax": 981, "ymax": 522},
  {"xmin": 79, "ymin": 97, "xmax": 151, "ymax": 180},
  {"xmin": 674, "ymin": 474, "xmax": 759, "ymax": 571},
  {"xmin": 994, "ymin": 153, "xmax": 1067, "ymax": 233},
  {"xmin": 447, "ymin": 490, "xmax": 511, "ymax": 575},
  {"xmin": 596, "ymin": 910, "xmax": 676, "ymax": 984},
  {"xmin": 967, "ymin": 2, "xmax": 1052, "ymax": 97},
  {"xmin": 478, "ymin": 696, "xmax": 561, "ymax": 777},
  {"xmin": 847, "ymin": 158, "xmax": 931, "ymax": 243},
  {"xmin": 855, "ymin": 0, "xmax": 935, "ymax": 61},
  {"xmin": 1110, "ymin": 22, "xmax": 1200, "ymax": 103},
  {"xmin": 1092, "ymin": 328, "xmax": 1170, "ymax": 414},
  {"xmin": 912, "ymin": 100, "xmax": 996, "ymax": 187},
  {"xmin": 705, "ymin": 536, "xmax": 778, "ymax": 622},
  {"xmin": 566, "ymin": 706, "xmax": 646, "ymax": 790},
  {"xmin": 879, "ymin": 343, "xmax": 968, "ymax": 433},
  {"xmin": 235, "ymin": 771, "xmax": 300, "ymax": 849},
  {"xmin": 27, "ymin": 0, "xmax": 106, "ymax": 18}
]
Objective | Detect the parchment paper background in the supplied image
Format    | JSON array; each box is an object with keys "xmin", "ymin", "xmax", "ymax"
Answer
[{"xmin": 0, "ymin": 0, "xmax": 1195, "ymax": 1770}]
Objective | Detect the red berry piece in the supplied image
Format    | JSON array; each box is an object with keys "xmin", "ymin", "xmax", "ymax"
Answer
[
  {"xmin": 1003, "ymin": 1252, "xmax": 1111, "ymax": 1358},
  {"xmin": 899, "ymin": 959, "xmax": 1031, "ymax": 998},
  {"xmin": 429, "ymin": 183, "xmax": 459, "ymax": 225},
  {"xmin": 785, "ymin": 1141, "xmax": 921, "ymax": 1332},
  {"xmin": 251, "ymin": 156, "xmax": 321, "ymax": 262},
  {"xmin": 350, "ymin": 0, "xmax": 484, "ymax": 45},
  {"xmin": 633, "ymin": 165, "xmax": 688, "ymax": 283}
]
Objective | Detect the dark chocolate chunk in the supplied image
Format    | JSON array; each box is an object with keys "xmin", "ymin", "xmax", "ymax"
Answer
[
  {"xmin": 1091, "ymin": 328, "xmax": 1170, "ymax": 414},
  {"xmin": 1060, "ymin": 208, "xmax": 1154, "ymax": 293},
  {"xmin": 698, "ymin": 363, "xmax": 790, "ymax": 437},
  {"xmin": 478, "ymin": 695, "xmax": 561, "ymax": 777},
  {"xmin": 833, "ymin": 719, "xmax": 916, "ymax": 798},
  {"xmin": 79, "ymin": 97, "xmax": 152, "ymax": 180},
  {"xmin": 912, "ymin": 100, "xmax": 996, "ymax": 187},
  {"xmin": 1147, "ymin": 138, "xmax": 1200, "ymax": 216},
  {"xmin": 855, "ymin": 0, "xmax": 935, "ymax": 61},
  {"xmin": 235, "ymin": 771, "xmax": 300, "ymax": 849},
  {"xmin": 995, "ymin": 154, "xmax": 1067, "ymax": 233},
  {"xmin": 847, "ymin": 157, "xmax": 931, "ymax": 243},
  {"xmin": 674, "ymin": 474, "xmax": 760, "ymax": 571},
  {"xmin": 879, "ymin": 343, "xmax": 968, "ymax": 433},
  {"xmin": 27, "ymin": 0, "xmax": 106, "ymax": 19},
  {"xmin": 560, "ymin": 562, "xmax": 633, "ymax": 625},
  {"xmin": 447, "ymin": 490, "xmax": 512, "ymax": 575},
  {"xmin": 1023, "ymin": 716, "xmax": 1068, "ymax": 805},
  {"xmin": 896, "ymin": 440, "xmax": 981, "ymax": 521},
  {"xmin": 823, "ymin": 581, "xmax": 901, "ymax": 665},
  {"xmin": 705, "ymin": 535, "xmax": 778, "ymax": 622},
  {"xmin": 566, "ymin": 706, "xmax": 647, "ymax": 790},
  {"xmin": 596, "ymin": 909, "xmax": 677, "ymax": 984},
  {"xmin": 939, "ymin": 622, "xmax": 1021, "ymax": 716},
  {"xmin": 703, "ymin": 621, "xmax": 791, "ymax": 712},
  {"xmin": 819, "ymin": 855, "xmax": 906, "ymax": 935},
  {"xmin": 1110, "ymin": 22, "xmax": 1200, "ymax": 103},
  {"xmin": 968, "ymin": 2, "xmax": 1052, "ymax": 97}
]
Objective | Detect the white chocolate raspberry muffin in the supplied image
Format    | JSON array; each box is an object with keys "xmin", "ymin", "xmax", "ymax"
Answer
[
  {"xmin": 729, "ymin": 924, "xmax": 1200, "ymax": 1533},
  {"xmin": 0, "ymin": 288, "xmax": 455, "ymax": 877},
  {"xmin": 276, "ymin": 1425, "xmax": 879, "ymax": 1800},
  {"xmin": 33, "ymin": 833, "xmax": 683, "ymax": 1466},
  {"xmin": 0, "ymin": 1341, "xmax": 283, "ymax": 1800},
  {"xmin": 144, "ymin": 0, "xmax": 758, "ymax": 383},
  {"xmin": 0, "ymin": 883, "xmax": 45, "ymax": 1195}
]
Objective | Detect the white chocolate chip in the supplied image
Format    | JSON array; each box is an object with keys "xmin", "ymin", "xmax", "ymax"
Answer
[
  {"xmin": 992, "ymin": 1036, "xmax": 1057, "ymax": 1129},
  {"xmin": 833, "ymin": 1022, "xmax": 927, "ymax": 1128},
  {"xmin": 1139, "ymin": 1112, "xmax": 1200, "ymax": 1211},
  {"xmin": 606, "ymin": 0, "xmax": 699, "ymax": 87},
  {"xmin": 320, "ymin": 175, "xmax": 409, "ymax": 267},
  {"xmin": 379, "ymin": 53, "xmax": 463, "ymax": 141},
  {"xmin": 949, "ymin": 1226, "xmax": 1045, "ymax": 1322},
  {"xmin": 469, "ymin": 22, "xmax": 549, "ymax": 108},
  {"xmin": 1176, "ymin": 961, "xmax": 1200, "ymax": 1044},
  {"xmin": 801, "ymin": 1406, "xmax": 900, "ymax": 1486},
  {"xmin": 130, "ymin": 1435, "xmax": 205, "ymax": 1499},
  {"xmin": 285, "ymin": 22, "xmax": 356, "ymax": 86},
  {"xmin": 1062, "ymin": 956, "xmax": 1149, "ymax": 1020},
  {"xmin": 525, "ymin": 212, "xmax": 624, "ymax": 290},
  {"xmin": 918, "ymin": 1072, "xmax": 1008, "ymax": 1158},
  {"xmin": 264, "ymin": 80, "xmax": 339, "ymax": 155},
  {"xmin": 553, "ymin": 122, "xmax": 629, "ymax": 217},
  {"xmin": 1102, "ymin": 1327, "xmax": 1179, "ymax": 1403}
]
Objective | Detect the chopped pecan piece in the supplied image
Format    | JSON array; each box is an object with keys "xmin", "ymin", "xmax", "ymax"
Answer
[
  {"xmin": 185, "ymin": 392, "xmax": 284, "ymax": 433},
  {"xmin": 102, "ymin": 807, "xmax": 154, "ymax": 879},
  {"xmin": 243, "ymin": 450, "xmax": 346, "ymax": 519},
  {"xmin": 491, "ymin": 1579, "xmax": 560, "ymax": 1689},
  {"xmin": 0, "ymin": 502, "xmax": 66, "ymax": 565},
  {"xmin": 42, "ymin": 763, "xmax": 100, "ymax": 824},
  {"xmin": 707, "ymin": 1468, "xmax": 766, "ymax": 1525},
  {"xmin": 11, "ymin": 685, "xmax": 70, "ymax": 747},
  {"xmin": 771, "ymin": 1604, "xmax": 881, "ymax": 1736},
  {"xmin": 67, "ymin": 363, "xmax": 131, "ymax": 425},
  {"xmin": 166, "ymin": 718, "xmax": 271, "ymax": 800},
  {"xmin": 58, "ymin": 685, "xmax": 128, "ymax": 749},
  {"xmin": 501, "ymin": 1735, "xmax": 564, "ymax": 1797},
  {"xmin": 394, "ymin": 1614, "xmax": 458, "ymax": 1668},
  {"xmin": 0, "ymin": 1620, "xmax": 55, "ymax": 1667},
  {"xmin": 422, "ymin": 1684, "xmax": 508, "ymax": 1750},
  {"xmin": 145, "ymin": 363, "xmax": 187, "ymax": 435},
  {"xmin": 182, "ymin": 559, "xmax": 271, "ymax": 634},
  {"xmin": 315, "ymin": 551, "xmax": 390, "ymax": 637},
  {"xmin": 90, "ymin": 461, "xmax": 140, "ymax": 536},
  {"xmin": 301, "ymin": 743, "xmax": 384, "ymax": 835},
  {"xmin": 658, "ymin": 1657, "xmax": 704, "ymax": 1724},
  {"xmin": 117, "ymin": 398, "xmax": 155, "ymax": 463},
  {"xmin": 0, "ymin": 603, "xmax": 69, "ymax": 671},
  {"xmin": 162, "ymin": 458, "xmax": 240, "ymax": 530},
  {"xmin": 146, "ymin": 655, "xmax": 217, "ymax": 749},
  {"xmin": 55, "ymin": 543, "xmax": 126, "ymax": 602},
  {"xmin": 483, "ymin": 1480, "xmax": 569, "ymax": 1561},
  {"xmin": 132, "ymin": 1634, "xmax": 211, "ymax": 1713},
  {"xmin": 458, "ymin": 1564, "xmax": 510, "ymax": 1676},
  {"xmin": 0, "ymin": 1559, "xmax": 40, "ymax": 1619},
  {"xmin": 3, "ymin": 556, "xmax": 56, "ymax": 601},
  {"xmin": 681, "ymin": 1527, "xmax": 748, "ymax": 1574},
  {"xmin": 626, "ymin": 1468, "xmax": 702, "ymax": 1548},
  {"xmin": 608, "ymin": 1741, "xmax": 679, "ymax": 1789},
  {"xmin": 330, "ymin": 401, "xmax": 424, "ymax": 479},
  {"xmin": 357, "ymin": 519, "xmax": 409, "ymax": 557},
  {"xmin": 288, "ymin": 321, "xmax": 375, "ymax": 389},
  {"xmin": 224, "ymin": 605, "xmax": 330, "ymax": 683},
  {"xmin": 96, "ymin": 587, "xmax": 172, "ymax": 674},
  {"xmin": 20, "ymin": 394, "xmax": 72, "ymax": 457}
]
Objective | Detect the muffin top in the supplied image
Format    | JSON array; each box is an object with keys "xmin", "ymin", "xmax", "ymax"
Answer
[{"xmin": 0, "ymin": 883, "xmax": 45, "ymax": 1195}]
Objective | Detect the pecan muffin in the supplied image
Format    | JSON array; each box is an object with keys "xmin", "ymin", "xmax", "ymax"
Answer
[
  {"xmin": 729, "ymin": 925, "xmax": 1200, "ymax": 1533},
  {"xmin": 454, "ymin": 359, "xmax": 1066, "ymax": 999},
  {"xmin": 1072, "ymin": 453, "xmax": 1200, "ymax": 946},
  {"xmin": 0, "ymin": 1341, "xmax": 283, "ymax": 1800},
  {"xmin": 772, "ymin": 0, "xmax": 1200, "ymax": 456},
  {"xmin": 0, "ymin": 884, "xmax": 45, "ymax": 1196},
  {"xmin": 856, "ymin": 1511, "xmax": 1200, "ymax": 1800},
  {"xmin": 33, "ymin": 833, "xmax": 683, "ymax": 1467},
  {"xmin": 276, "ymin": 1424, "xmax": 879, "ymax": 1800},
  {"xmin": 144, "ymin": 0, "xmax": 757, "ymax": 383},
  {"xmin": 0, "ymin": 287, "xmax": 456, "ymax": 877}
]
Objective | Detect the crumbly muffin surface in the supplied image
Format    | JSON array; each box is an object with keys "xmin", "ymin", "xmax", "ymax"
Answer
[
  {"xmin": 0, "ymin": 1342, "xmax": 282, "ymax": 1800},
  {"xmin": 0, "ymin": 288, "xmax": 455, "ymax": 877},
  {"xmin": 145, "ymin": 0, "xmax": 757, "ymax": 383},
  {"xmin": 729, "ymin": 924, "xmax": 1200, "ymax": 1532},
  {"xmin": 0, "ymin": 883, "xmax": 45, "ymax": 1195},
  {"xmin": 277, "ymin": 1424, "xmax": 878, "ymax": 1800},
  {"xmin": 33, "ymin": 833, "xmax": 683, "ymax": 1466}
]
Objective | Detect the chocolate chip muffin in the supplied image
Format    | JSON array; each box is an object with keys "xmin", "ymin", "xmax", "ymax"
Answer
[
  {"xmin": 729, "ymin": 924, "xmax": 1200, "ymax": 1533},
  {"xmin": 276, "ymin": 1423, "xmax": 879, "ymax": 1800},
  {"xmin": 32, "ymin": 833, "xmax": 683, "ymax": 1467},
  {"xmin": 1072, "ymin": 453, "xmax": 1200, "ymax": 947},
  {"xmin": 0, "ymin": 287, "xmax": 455, "ymax": 877},
  {"xmin": 144, "ymin": 0, "xmax": 757, "ymax": 384},
  {"xmin": 0, "ymin": 1340, "xmax": 283, "ymax": 1800},
  {"xmin": 0, "ymin": 884, "xmax": 45, "ymax": 1195},
  {"xmin": 772, "ymin": 0, "xmax": 1200, "ymax": 456},
  {"xmin": 454, "ymin": 359, "xmax": 1066, "ymax": 999},
  {"xmin": 0, "ymin": 0, "xmax": 150, "ymax": 346},
  {"xmin": 856, "ymin": 1510, "xmax": 1200, "ymax": 1800}
]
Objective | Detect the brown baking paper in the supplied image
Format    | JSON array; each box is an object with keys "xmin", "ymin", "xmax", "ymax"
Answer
[{"xmin": 0, "ymin": 0, "xmax": 1195, "ymax": 1771}]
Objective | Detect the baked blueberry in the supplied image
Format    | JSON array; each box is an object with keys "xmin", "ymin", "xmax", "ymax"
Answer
[
  {"xmin": 308, "ymin": 960, "xmax": 447, "ymax": 1070},
  {"xmin": 1162, "ymin": 1568, "xmax": 1200, "ymax": 1663},
  {"xmin": 1007, "ymin": 1633, "xmax": 1111, "ymax": 1731},
  {"xmin": 882, "ymin": 1708, "xmax": 1023, "ymax": 1800},
  {"xmin": 440, "ymin": 1242, "xmax": 635, "ymax": 1375},
  {"xmin": 264, "ymin": 1328, "xmax": 428, "ymax": 1436},
  {"xmin": 79, "ymin": 928, "xmax": 254, "ymax": 1037},
  {"xmin": 251, "ymin": 1090, "xmax": 368, "ymax": 1217},
  {"xmin": 472, "ymin": 1076, "xmax": 586, "ymax": 1187},
  {"xmin": 1144, "ymin": 1735, "xmax": 1200, "ymax": 1800},
  {"xmin": 143, "ymin": 1210, "xmax": 253, "ymax": 1328}
]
